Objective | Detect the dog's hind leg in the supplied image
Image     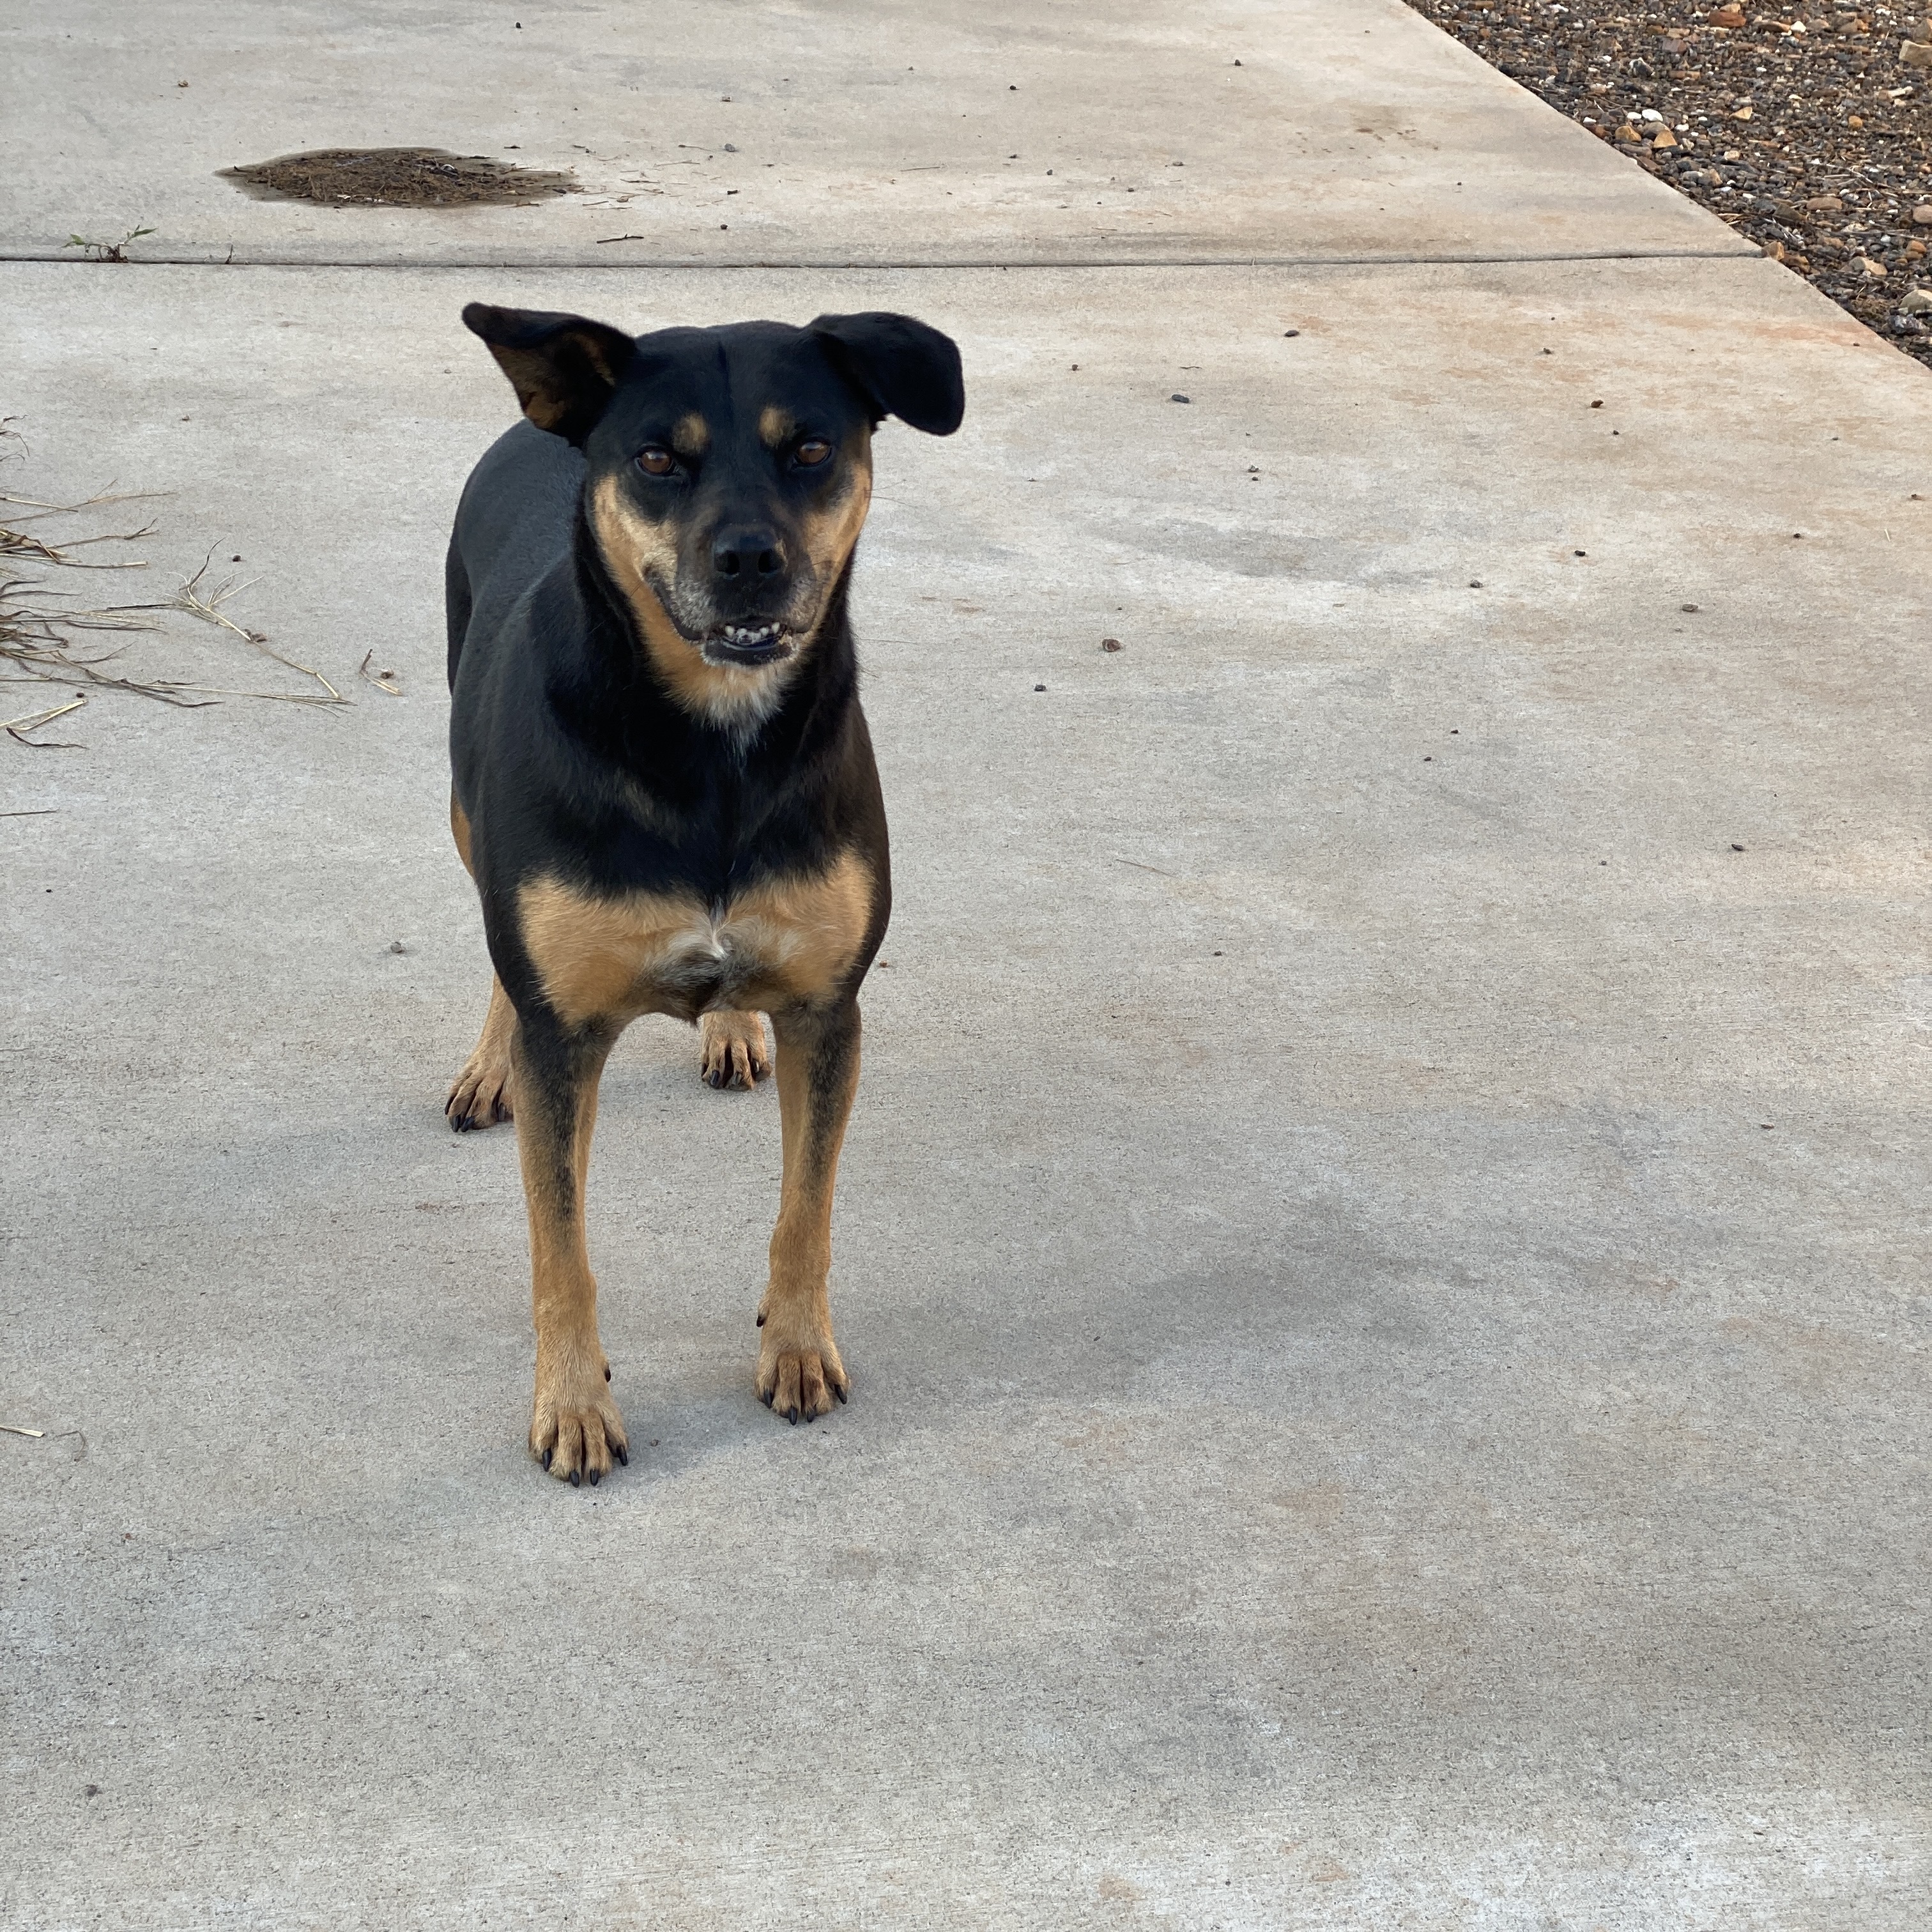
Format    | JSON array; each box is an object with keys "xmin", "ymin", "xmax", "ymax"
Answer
[
  {"xmin": 756, "ymin": 999, "xmax": 859, "ymax": 1422},
  {"xmin": 514, "ymin": 1013, "xmax": 627, "ymax": 1483},
  {"xmin": 698, "ymin": 1009, "xmax": 771, "ymax": 1090},
  {"xmin": 447, "ymin": 976, "xmax": 517, "ymax": 1130},
  {"xmin": 446, "ymin": 790, "xmax": 514, "ymax": 1130}
]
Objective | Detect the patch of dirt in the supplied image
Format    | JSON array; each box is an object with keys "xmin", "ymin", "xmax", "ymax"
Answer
[
  {"xmin": 1406, "ymin": 0, "xmax": 1932, "ymax": 369},
  {"xmin": 221, "ymin": 148, "xmax": 576, "ymax": 208}
]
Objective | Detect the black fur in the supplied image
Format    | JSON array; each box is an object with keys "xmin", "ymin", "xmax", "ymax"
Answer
[{"xmin": 446, "ymin": 308, "xmax": 963, "ymax": 1029}]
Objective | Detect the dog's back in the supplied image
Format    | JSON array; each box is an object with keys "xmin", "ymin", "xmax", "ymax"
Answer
[{"xmin": 444, "ymin": 417, "xmax": 583, "ymax": 694}]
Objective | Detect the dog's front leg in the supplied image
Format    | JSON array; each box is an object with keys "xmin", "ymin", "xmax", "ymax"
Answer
[
  {"xmin": 512, "ymin": 1010, "xmax": 628, "ymax": 1482},
  {"xmin": 758, "ymin": 998, "xmax": 861, "ymax": 1422}
]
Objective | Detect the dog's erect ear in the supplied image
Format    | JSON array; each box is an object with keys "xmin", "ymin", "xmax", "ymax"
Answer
[
  {"xmin": 461, "ymin": 303, "xmax": 637, "ymax": 445},
  {"xmin": 808, "ymin": 312, "xmax": 965, "ymax": 436}
]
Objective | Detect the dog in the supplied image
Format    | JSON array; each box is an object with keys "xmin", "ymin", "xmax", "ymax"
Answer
[{"xmin": 442, "ymin": 302, "xmax": 964, "ymax": 1483}]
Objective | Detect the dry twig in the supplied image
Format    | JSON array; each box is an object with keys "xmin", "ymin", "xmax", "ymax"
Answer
[
  {"xmin": 3, "ymin": 696, "xmax": 87, "ymax": 748},
  {"xmin": 174, "ymin": 556, "xmax": 344, "ymax": 703},
  {"xmin": 358, "ymin": 649, "xmax": 403, "ymax": 695}
]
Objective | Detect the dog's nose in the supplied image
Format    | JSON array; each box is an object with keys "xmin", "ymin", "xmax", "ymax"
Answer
[{"xmin": 711, "ymin": 525, "xmax": 786, "ymax": 581}]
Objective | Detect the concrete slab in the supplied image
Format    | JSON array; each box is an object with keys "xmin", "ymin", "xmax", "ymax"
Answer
[
  {"xmin": 3, "ymin": 255, "xmax": 1928, "ymax": 1927},
  {"xmin": 1, "ymin": 0, "xmax": 1754, "ymax": 268}
]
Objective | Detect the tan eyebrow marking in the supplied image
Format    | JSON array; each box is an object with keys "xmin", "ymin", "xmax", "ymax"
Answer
[
  {"xmin": 673, "ymin": 413, "xmax": 710, "ymax": 456},
  {"xmin": 758, "ymin": 404, "xmax": 796, "ymax": 449}
]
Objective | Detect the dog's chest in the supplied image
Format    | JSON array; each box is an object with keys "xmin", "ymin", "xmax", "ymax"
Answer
[{"xmin": 518, "ymin": 855, "xmax": 871, "ymax": 1026}]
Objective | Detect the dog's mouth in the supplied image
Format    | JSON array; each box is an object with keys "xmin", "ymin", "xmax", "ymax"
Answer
[{"xmin": 698, "ymin": 622, "xmax": 797, "ymax": 668}]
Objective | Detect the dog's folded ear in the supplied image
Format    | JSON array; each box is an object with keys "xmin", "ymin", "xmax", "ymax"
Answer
[
  {"xmin": 808, "ymin": 312, "xmax": 965, "ymax": 436},
  {"xmin": 462, "ymin": 303, "xmax": 638, "ymax": 445}
]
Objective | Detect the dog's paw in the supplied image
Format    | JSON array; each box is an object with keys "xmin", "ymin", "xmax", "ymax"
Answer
[
  {"xmin": 700, "ymin": 1009, "xmax": 770, "ymax": 1090},
  {"xmin": 446, "ymin": 1052, "xmax": 514, "ymax": 1131},
  {"xmin": 530, "ymin": 1366, "xmax": 628, "ymax": 1486},
  {"xmin": 755, "ymin": 1314, "xmax": 848, "ymax": 1424}
]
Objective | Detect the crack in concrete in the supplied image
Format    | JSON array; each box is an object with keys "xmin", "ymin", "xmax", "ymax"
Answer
[{"xmin": 0, "ymin": 245, "xmax": 1764, "ymax": 272}]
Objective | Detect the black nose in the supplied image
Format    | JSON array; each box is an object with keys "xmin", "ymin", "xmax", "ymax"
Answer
[{"xmin": 712, "ymin": 525, "xmax": 786, "ymax": 581}]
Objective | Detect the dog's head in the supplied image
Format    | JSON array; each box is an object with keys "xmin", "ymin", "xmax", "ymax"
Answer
[{"xmin": 463, "ymin": 303, "xmax": 963, "ymax": 724}]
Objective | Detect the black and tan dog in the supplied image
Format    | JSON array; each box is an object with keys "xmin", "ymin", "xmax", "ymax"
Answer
[{"xmin": 443, "ymin": 302, "xmax": 963, "ymax": 1483}]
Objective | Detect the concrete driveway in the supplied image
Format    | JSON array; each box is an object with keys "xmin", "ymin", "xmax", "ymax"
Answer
[{"xmin": 3, "ymin": 4, "xmax": 1927, "ymax": 1928}]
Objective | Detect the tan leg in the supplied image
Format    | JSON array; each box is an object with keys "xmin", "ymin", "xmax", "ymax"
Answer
[
  {"xmin": 447, "ymin": 975, "xmax": 517, "ymax": 1130},
  {"xmin": 446, "ymin": 795, "xmax": 515, "ymax": 1131},
  {"xmin": 699, "ymin": 1008, "xmax": 772, "ymax": 1089},
  {"xmin": 756, "ymin": 1000, "xmax": 860, "ymax": 1422},
  {"xmin": 514, "ymin": 1015, "xmax": 628, "ymax": 1483}
]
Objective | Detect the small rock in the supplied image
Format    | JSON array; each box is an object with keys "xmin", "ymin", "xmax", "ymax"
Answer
[
  {"xmin": 723, "ymin": 142, "xmax": 738, "ymax": 152},
  {"xmin": 1900, "ymin": 288, "xmax": 1932, "ymax": 313},
  {"xmin": 1903, "ymin": 37, "xmax": 1932, "ymax": 63},
  {"xmin": 1731, "ymin": 843, "xmax": 1745, "ymax": 852},
  {"xmin": 388, "ymin": 939, "xmax": 408, "ymax": 954},
  {"xmin": 1283, "ymin": 328, "xmax": 1301, "ymax": 337},
  {"xmin": 1469, "ymin": 579, "xmax": 1483, "ymax": 588},
  {"xmin": 1101, "ymin": 638, "xmax": 1123, "ymax": 652},
  {"xmin": 1709, "ymin": 2, "xmax": 1745, "ymax": 23},
  {"xmin": 1913, "ymin": 206, "xmax": 1932, "ymax": 225},
  {"xmin": 1641, "ymin": 107, "xmax": 1664, "ymax": 121},
  {"xmin": 1859, "ymin": 256, "xmax": 1888, "ymax": 279},
  {"xmin": 1682, "ymin": 602, "xmax": 1700, "ymax": 612},
  {"xmin": 1652, "ymin": 126, "xmax": 1678, "ymax": 148},
  {"xmin": 1170, "ymin": 392, "xmax": 1191, "ymax": 402},
  {"xmin": 1804, "ymin": 194, "xmax": 1845, "ymax": 214}
]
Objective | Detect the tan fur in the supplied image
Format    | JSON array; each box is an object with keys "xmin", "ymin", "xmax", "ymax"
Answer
[
  {"xmin": 450, "ymin": 795, "xmax": 474, "ymax": 875},
  {"xmin": 589, "ymin": 473, "xmax": 799, "ymax": 732},
  {"xmin": 517, "ymin": 852, "xmax": 873, "ymax": 1031},
  {"xmin": 487, "ymin": 328, "xmax": 625, "ymax": 431},
  {"xmin": 673, "ymin": 412, "xmax": 710, "ymax": 456},
  {"xmin": 515, "ymin": 1029, "xmax": 627, "ymax": 1481},
  {"xmin": 797, "ymin": 444, "xmax": 872, "ymax": 585},
  {"xmin": 448, "ymin": 976, "xmax": 518, "ymax": 1128},
  {"xmin": 700, "ymin": 1009, "xmax": 771, "ymax": 1087},
  {"xmin": 758, "ymin": 404, "xmax": 794, "ymax": 447},
  {"xmin": 756, "ymin": 1007, "xmax": 861, "ymax": 1420}
]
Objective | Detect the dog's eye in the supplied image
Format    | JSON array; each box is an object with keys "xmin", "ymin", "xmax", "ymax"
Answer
[
  {"xmin": 795, "ymin": 438, "xmax": 832, "ymax": 468},
  {"xmin": 636, "ymin": 447, "xmax": 676, "ymax": 477}
]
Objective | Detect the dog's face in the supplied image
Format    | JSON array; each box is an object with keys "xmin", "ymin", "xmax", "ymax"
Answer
[{"xmin": 464, "ymin": 305, "xmax": 963, "ymax": 723}]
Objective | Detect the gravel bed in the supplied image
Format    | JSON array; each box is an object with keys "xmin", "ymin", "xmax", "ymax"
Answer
[{"xmin": 1407, "ymin": 0, "xmax": 1932, "ymax": 369}]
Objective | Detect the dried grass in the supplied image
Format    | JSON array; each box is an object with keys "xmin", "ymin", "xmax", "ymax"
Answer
[{"xmin": 0, "ymin": 430, "xmax": 350, "ymax": 739}]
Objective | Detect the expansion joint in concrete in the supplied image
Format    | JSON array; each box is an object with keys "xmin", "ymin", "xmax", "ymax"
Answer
[{"xmin": 0, "ymin": 247, "xmax": 1766, "ymax": 273}]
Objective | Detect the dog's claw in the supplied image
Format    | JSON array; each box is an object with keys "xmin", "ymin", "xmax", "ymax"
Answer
[
  {"xmin": 570, "ymin": 1468, "xmax": 581, "ymax": 1487},
  {"xmin": 588, "ymin": 1468, "xmax": 600, "ymax": 1486},
  {"xmin": 604, "ymin": 1365, "xmax": 611, "ymax": 1381},
  {"xmin": 541, "ymin": 1447, "xmax": 552, "ymax": 1470},
  {"xmin": 755, "ymin": 1311, "xmax": 766, "ymax": 1327},
  {"xmin": 834, "ymin": 1383, "xmax": 847, "ymax": 1404},
  {"xmin": 616, "ymin": 1445, "xmax": 629, "ymax": 1466}
]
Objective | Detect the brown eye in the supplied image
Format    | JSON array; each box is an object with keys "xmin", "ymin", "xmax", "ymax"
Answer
[
  {"xmin": 795, "ymin": 438, "xmax": 832, "ymax": 468},
  {"xmin": 636, "ymin": 447, "xmax": 675, "ymax": 476}
]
